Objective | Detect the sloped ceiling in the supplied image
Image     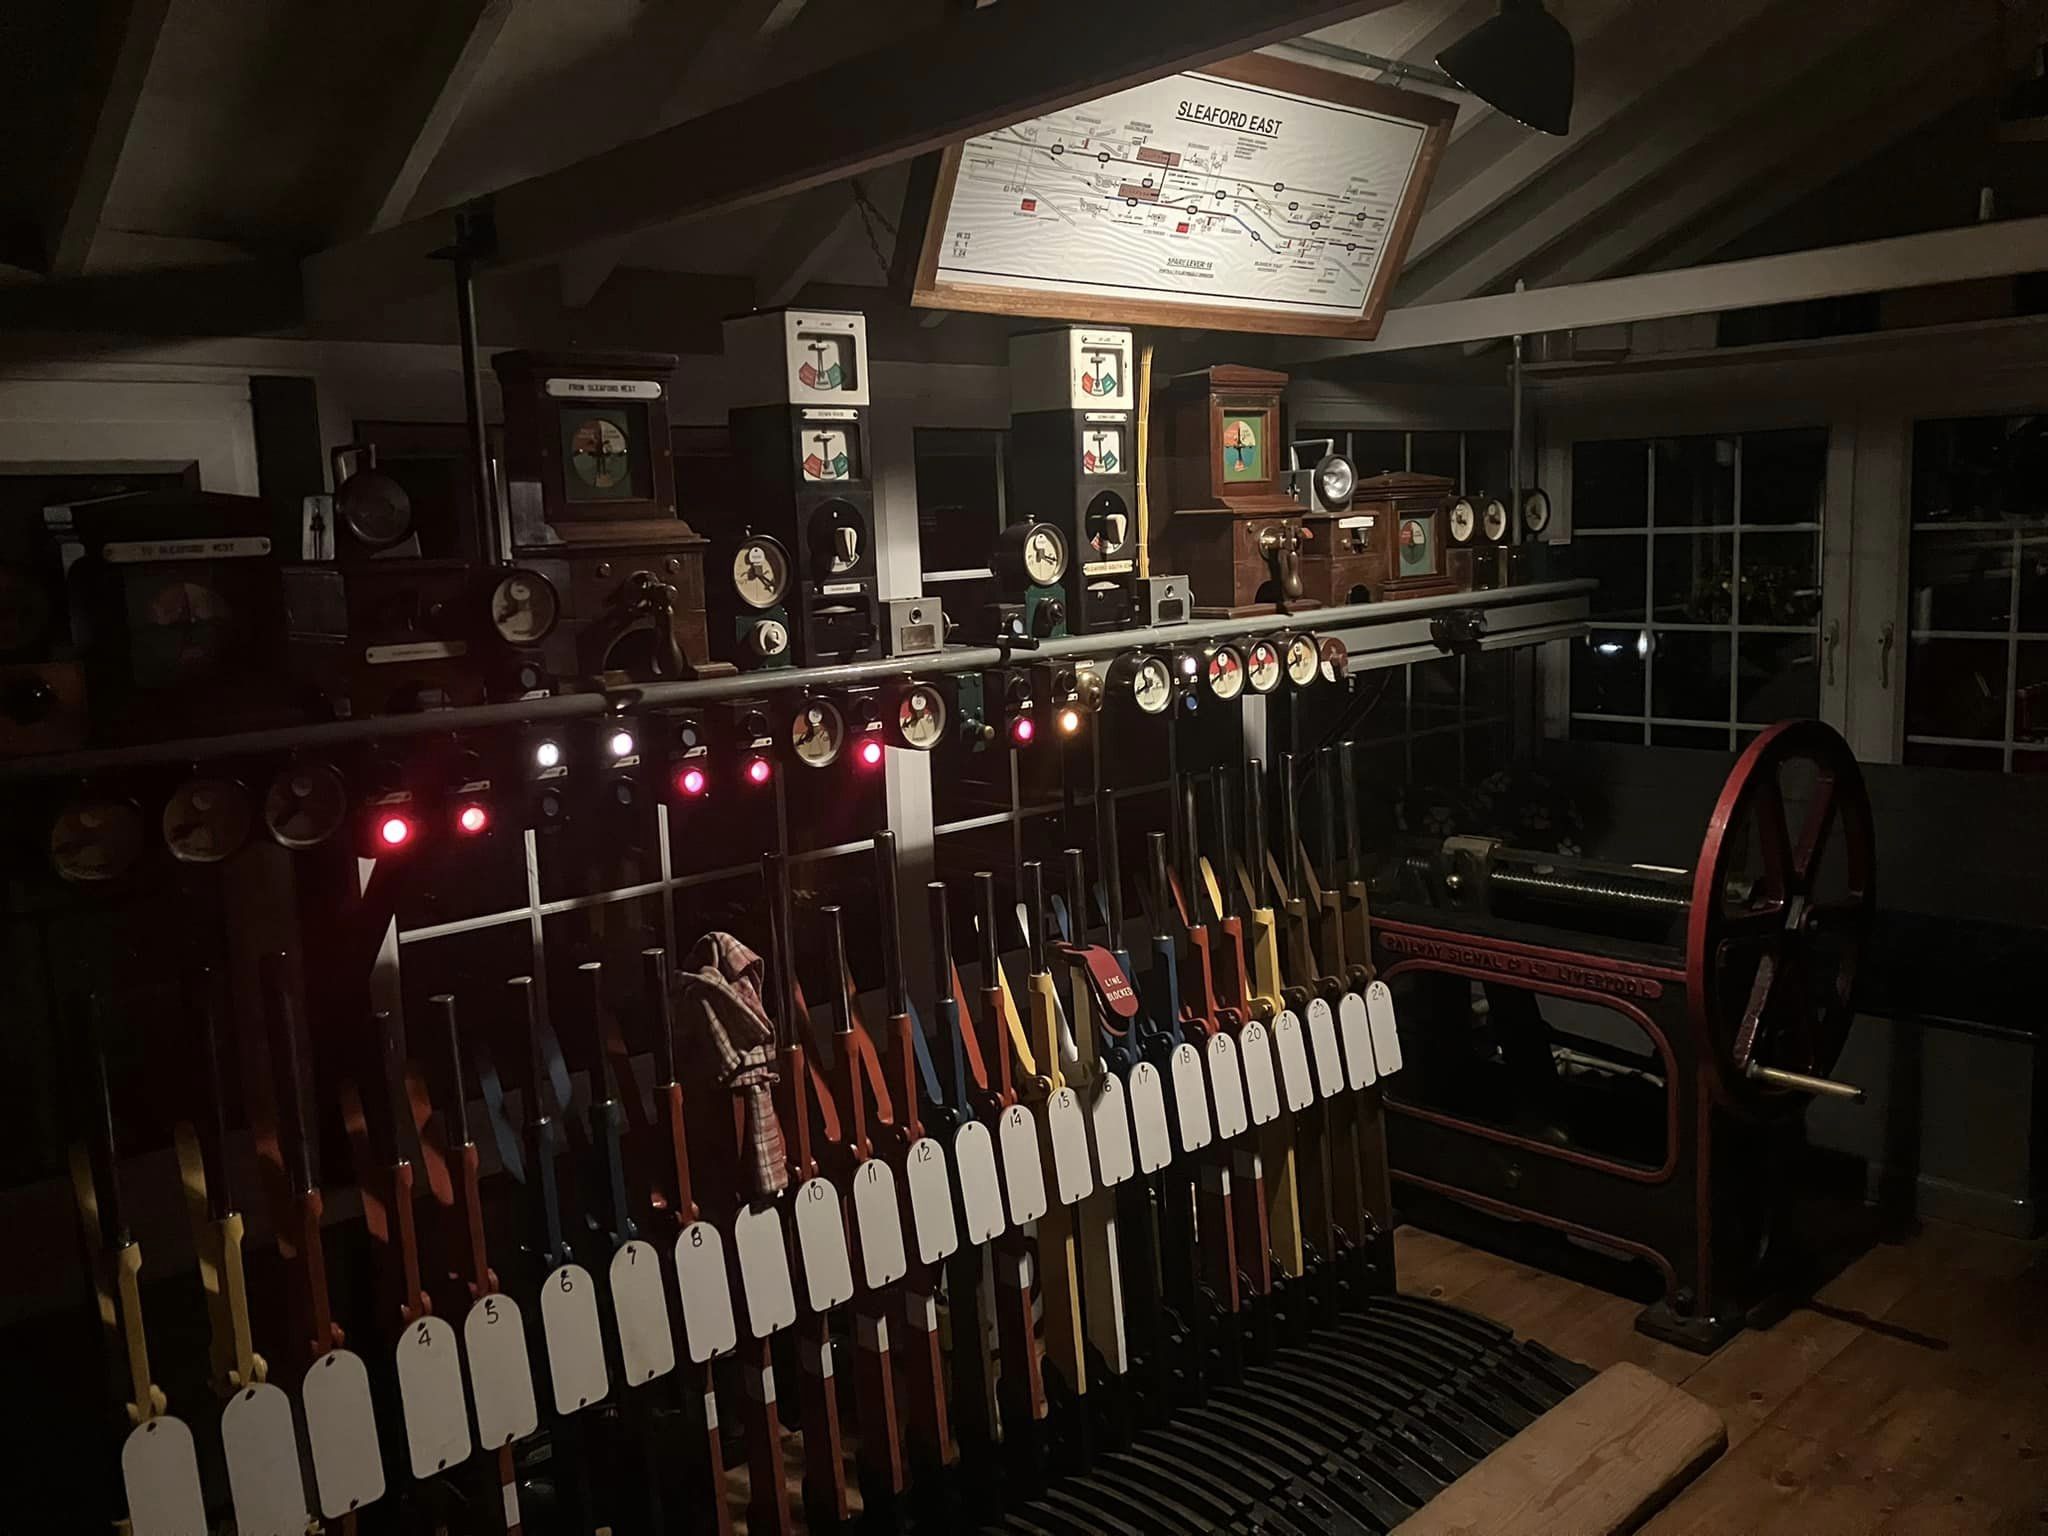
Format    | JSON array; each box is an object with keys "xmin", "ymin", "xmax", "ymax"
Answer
[{"xmin": 2, "ymin": 0, "xmax": 2035, "ymax": 343}]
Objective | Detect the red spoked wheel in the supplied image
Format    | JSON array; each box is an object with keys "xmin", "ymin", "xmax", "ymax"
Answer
[{"xmin": 1686, "ymin": 720, "xmax": 1874, "ymax": 1100}]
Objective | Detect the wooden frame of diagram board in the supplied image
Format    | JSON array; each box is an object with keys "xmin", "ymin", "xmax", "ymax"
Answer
[{"xmin": 911, "ymin": 52, "xmax": 1455, "ymax": 340}]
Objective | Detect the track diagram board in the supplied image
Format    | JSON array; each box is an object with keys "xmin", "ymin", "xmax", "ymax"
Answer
[{"xmin": 913, "ymin": 55, "xmax": 1453, "ymax": 338}]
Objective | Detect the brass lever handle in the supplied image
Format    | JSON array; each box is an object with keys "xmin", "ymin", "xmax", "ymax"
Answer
[
  {"xmin": 1878, "ymin": 620, "xmax": 1895, "ymax": 690},
  {"xmin": 1824, "ymin": 619, "xmax": 1840, "ymax": 686},
  {"xmin": 1745, "ymin": 1060, "xmax": 1864, "ymax": 1103}
]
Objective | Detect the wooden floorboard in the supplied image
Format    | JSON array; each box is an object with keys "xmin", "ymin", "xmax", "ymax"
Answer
[{"xmin": 1394, "ymin": 1217, "xmax": 2048, "ymax": 1534}]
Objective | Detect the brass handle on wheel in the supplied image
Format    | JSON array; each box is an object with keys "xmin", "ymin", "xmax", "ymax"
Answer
[{"xmin": 1744, "ymin": 1060, "xmax": 1864, "ymax": 1103}]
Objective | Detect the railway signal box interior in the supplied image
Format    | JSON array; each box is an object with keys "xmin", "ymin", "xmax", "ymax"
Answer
[{"xmin": 6, "ymin": 5, "xmax": 2046, "ymax": 1534}]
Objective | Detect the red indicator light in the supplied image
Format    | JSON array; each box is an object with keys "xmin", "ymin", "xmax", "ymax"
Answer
[
  {"xmin": 746, "ymin": 756, "xmax": 773, "ymax": 786},
  {"xmin": 378, "ymin": 814, "xmax": 414, "ymax": 848},
  {"xmin": 1010, "ymin": 715, "xmax": 1036, "ymax": 745},
  {"xmin": 676, "ymin": 765, "xmax": 707, "ymax": 797},
  {"xmin": 858, "ymin": 739, "xmax": 884, "ymax": 768},
  {"xmin": 455, "ymin": 803, "xmax": 489, "ymax": 836}
]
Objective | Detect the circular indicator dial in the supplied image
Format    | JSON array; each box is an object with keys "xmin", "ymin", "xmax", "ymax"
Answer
[
  {"xmin": 1448, "ymin": 499, "xmax": 1477, "ymax": 544},
  {"xmin": 163, "ymin": 777, "xmax": 252, "ymax": 864},
  {"xmin": 264, "ymin": 762, "xmax": 349, "ymax": 850},
  {"xmin": 1206, "ymin": 645, "xmax": 1245, "ymax": 701},
  {"xmin": 1023, "ymin": 523, "xmax": 1068, "ymax": 586},
  {"xmin": 1284, "ymin": 634, "xmax": 1319, "ymax": 688},
  {"xmin": 732, "ymin": 537, "xmax": 790, "ymax": 609},
  {"xmin": 50, "ymin": 798, "xmax": 144, "ymax": 883},
  {"xmin": 490, "ymin": 570, "xmax": 559, "ymax": 645},
  {"xmin": 895, "ymin": 688, "xmax": 947, "ymax": 750},
  {"xmin": 791, "ymin": 698, "xmax": 845, "ymax": 768},
  {"xmin": 1482, "ymin": 499, "xmax": 1509, "ymax": 542},
  {"xmin": 1314, "ymin": 454, "xmax": 1357, "ymax": 512},
  {"xmin": 569, "ymin": 416, "xmax": 632, "ymax": 490},
  {"xmin": 1130, "ymin": 656, "xmax": 1173, "ymax": 715},
  {"xmin": 1319, "ymin": 636, "xmax": 1350, "ymax": 684},
  {"xmin": 1522, "ymin": 488, "xmax": 1552, "ymax": 535},
  {"xmin": 339, "ymin": 472, "xmax": 413, "ymax": 549},
  {"xmin": 1246, "ymin": 639, "xmax": 1282, "ymax": 694}
]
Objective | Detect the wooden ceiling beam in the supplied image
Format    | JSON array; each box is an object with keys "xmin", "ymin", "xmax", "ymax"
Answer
[
  {"xmin": 303, "ymin": 0, "xmax": 1400, "ymax": 328},
  {"xmin": 1392, "ymin": 0, "xmax": 1926, "ymax": 308},
  {"xmin": 560, "ymin": 0, "xmax": 817, "ymax": 307},
  {"xmin": 1279, "ymin": 216, "xmax": 2048, "ymax": 359},
  {"xmin": 1534, "ymin": 19, "xmax": 1994, "ymax": 291},
  {"xmin": 1401, "ymin": 0, "xmax": 1781, "ymax": 272},
  {"xmin": 1639, "ymin": 44, "xmax": 1996, "ymax": 275},
  {"xmin": 344, "ymin": 0, "xmax": 519, "ymax": 236},
  {"xmin": 47, "ymin": 0, "xmax": 174, "ymax": 276},
  {"xmin": 755, "ymin": 185, "xmax": 867, "ymax": 309}
]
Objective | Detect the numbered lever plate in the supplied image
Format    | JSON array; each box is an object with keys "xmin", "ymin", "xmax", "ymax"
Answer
[
  {"xmin": 611, "ymin": 1240, "xmax": 678, "ymax": 1387},
  {"xmin": 395, "ymin": 1315, "xmax": 474, "ymax": 1478},
  {"xmin": 540, "ymin": 1263, "xmax": 610, "ymax": 1414},
  {"xmin": 301, "ymin": 1348, "xmax": 386, "ymax": 1517},
  {"xmin": 674, "ymin": 1222, "xmax": 741, "ymax": 1362},
  {"xmin": 464, "ymin": 1294, "xmax": 540, "ymax": 1450}
]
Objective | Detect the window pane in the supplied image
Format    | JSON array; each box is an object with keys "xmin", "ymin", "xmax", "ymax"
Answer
[
  {"xmin": 1650, "ymin": 631, "xmax": 1731, "ymax": 722},
  {"xmin": 1351, "ymin": 430, "xmax": 1407, "ymax": 477},
  {"xmin": 1651, "ymin": 723, "xmax": 1732, "ymax": 751},
  {"xmin": 1652, "ymin": 531, "xmax": 1735, "ymax": 624},
  {"xmin": 1572, "ymin": 716, "xmax": 1645, "ymax": 744},
  {"xmin": 1464, "ymin": 430, "xmax": 1510, "ymax": 504},
  {"xmin": 1904, "ymin": 741, "xmax": 2005, "ymax": 771},
  {"xmin": 913, "ymin": 428, "xmax": 1004, "ymax": 573},
  {"xmin": 1576, "ymin": 534, "xmax": 1647, "ymax": 620},
  {"xmin": 2019, "ymin": 642, "xmax": 2047, "ymax": 746},
  {"xmin": 1463, "ymin": 650, "xmax": 1514, "ymax": 720},
  {"xmin": 1653, "ymin": 436, "xmax": 1735, "ymax": 526},
  {"xmin": 1571, "ymin": 630, "xmax": 1646, "ymax": 716},
  {"xmin": 1913, "ymin": 415, "xmax": 2047, "ymax": 523},
  {"xmin": 1909, "ymin": 527, "xmax": 2013, "ymax": 632},
  {"xmin": 1740, "ymin": 428, "xmax": 1827, "ymax": 525},
  {"xmin": 1410, "ymin": 729, "xmax": 1462, "ymax": 789},
  {"xmin": 1738, "ymin": 531, "xmax": 1822, "ymax": 626},
  {"xmin": 1411, "ymin": 430, "xmax": 1461, "ymax": 482},
  {"xmin": 2016, "ymin": 532, "xmax": 2048, "ymax": 633},
  {"xmin": 1737, "ymin": 633, "xmax": 1820, "ymax": 723},
  {"xmin": 1904, "ymin": 637, "xmax": 2009, "ymax": 740},
  {"xmin": 1572, "ymin": 440, "xmax": 1647, "ymax": 529},
  {"xmin": 1410, "ymin": 655, "xmax": 1463, "ymax": 730}
]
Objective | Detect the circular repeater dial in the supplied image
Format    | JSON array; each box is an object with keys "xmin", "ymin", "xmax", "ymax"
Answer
[
  {"xmin": 1023, "ymin": 523, "xmax": 1068, "ymax": 586},
  {"xmin": 1482, "ymin": 499, "xmax": 1509, "ymax": 541},
  {"xmin": 569, "ymin": 416, "xmax": 631, "ymax": 489},
  {"xmin": 1448, "ymin": 499, "xmax": 1477, "ymax": 544},
  {"xmin": 491, "ymin": 570, "xmax": 559, "ymax": 645},
  {"xmin": 791, "ymin": 698, "xmax": 845, "ymax": 767},
  {"xmin": 1285, "ymin": 634, "xmax": 1320, "ymax": 688},
  {"xmin": 1246, "ymin": 639, "xmax": 1281, "ymax": 694},
  {"xmin": 1206, "ymin": 645, "xmax": 1245, "ymax": 701},
  {"xmin": 733, "ymin": 537, "xmax": 790, "ymax": 609},
  {"xmin": 1130, "ymin": 656, "xmax": 1173, "ymax": 714},
  {"xmin": 896, "ymin": 688, "xmax": 946, "ymax": 749}
]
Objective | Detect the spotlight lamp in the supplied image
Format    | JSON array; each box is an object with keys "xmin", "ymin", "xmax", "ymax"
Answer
[{"xmin": 1437, "ymin": 0, "xmax": 1575, "ymax": 137}]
